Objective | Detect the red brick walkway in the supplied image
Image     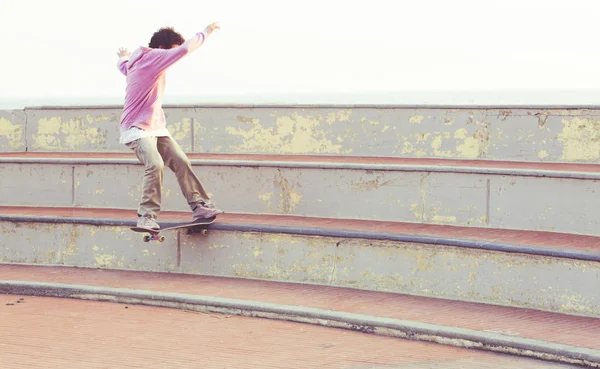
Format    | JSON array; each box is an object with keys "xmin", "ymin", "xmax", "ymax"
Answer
[
  {"xmin": 0, "ymin": 294, "xmax": 579, "ymax": 368},
  {"xmin": 1, "ymin": 265, "xmax": 599, "ymax": 352}
]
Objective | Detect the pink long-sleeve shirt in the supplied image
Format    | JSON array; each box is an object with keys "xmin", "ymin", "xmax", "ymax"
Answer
[{"xmin": 117, "ymin": 32, "xmax": 207, "ymax": 133}]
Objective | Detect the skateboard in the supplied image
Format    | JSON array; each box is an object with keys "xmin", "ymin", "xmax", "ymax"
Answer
[{"xmin": 130, "ymin": 216, "xmax": 216, "ymax": 242}]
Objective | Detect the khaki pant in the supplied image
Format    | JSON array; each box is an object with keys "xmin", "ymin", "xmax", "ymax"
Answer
[{"xmin": 126, "ymin": 135, "xmax": 209, "ymax": 219}]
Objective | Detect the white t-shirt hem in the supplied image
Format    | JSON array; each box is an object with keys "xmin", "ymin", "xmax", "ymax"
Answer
[{"xmin": 120, "ymin": 127, "xmax": 172, "ymax": 145}]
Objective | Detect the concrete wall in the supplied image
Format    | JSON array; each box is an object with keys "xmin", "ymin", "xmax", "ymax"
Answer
[
  {"xmin": 2, "ymin": 161, "xmax": 600, "ymax": 235},
  {"xmin": 3, "ymin": 106, "xmax": 600, "ymax": 163},
  {"xmin": 0, "ymin": 110, "xmax": 26, "ymax": 151},
  {"xmin": 1, "ymin": 220, "xmax": 598, "ymax": 318}
]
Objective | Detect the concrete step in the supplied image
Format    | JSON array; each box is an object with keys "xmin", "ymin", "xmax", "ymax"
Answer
[
  {"xmin": 2, "ymin": 265, "xmax": 599, "ymax": 367},
  {"xmin": 1, "ymin": 206, "xmax": 599, "ymax": 318},
  {"xmin": 3, "ymin": 106, "xmax": 600, "ymax": 163},
  {"xmin": 2, "ymin": 153, "xmax": 600, "ymax": 235}
]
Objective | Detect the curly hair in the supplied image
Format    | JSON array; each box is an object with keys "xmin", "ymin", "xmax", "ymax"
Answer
[{"xmin": 149, "ymin": 27, "xmax": 185, "ymax": 49}]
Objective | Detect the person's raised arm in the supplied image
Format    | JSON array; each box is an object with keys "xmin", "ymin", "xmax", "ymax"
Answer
[
  {"xmin": 116, "ymin": 47, "xmax": 131, "ymax": 75},
  {"xmin": 151, "ymin": 22, "xmax": 220, "ymax": 73}
]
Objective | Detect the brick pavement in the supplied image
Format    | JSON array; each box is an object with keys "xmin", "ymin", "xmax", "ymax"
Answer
[
  {"xmin": 1, "ymin": 265, "xmax": 599, "ymax": 353},
  {"xmin": 0, "ymin": 294, "xmax": 580, "ymax": 369}
]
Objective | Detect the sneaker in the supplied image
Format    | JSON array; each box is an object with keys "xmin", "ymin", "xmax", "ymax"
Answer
[
  {"xmin": 192, "ymin": 200, "xmax": 223, "ymax": 220},
  {"xmin": 137, "ymin": 216, "xmax": 160, "ymax": 230},
  {"xmin": 202, "ymin": 200, "xmax": 217, "ymax": 209}
]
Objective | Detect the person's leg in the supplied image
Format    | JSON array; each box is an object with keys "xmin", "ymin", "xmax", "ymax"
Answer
[
  {"xmin": 126, "ymin": 137, "xmax": 164, "ymax": 228},
  {"xmin": 156, "ymin": 136, "xmax": 222, "ymax": 219}
]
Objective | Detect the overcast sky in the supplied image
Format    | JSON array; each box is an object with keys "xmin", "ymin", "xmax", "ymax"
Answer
[{"xmin": 1, "ymin": 0, "xmax": 599, "ymax": 105}]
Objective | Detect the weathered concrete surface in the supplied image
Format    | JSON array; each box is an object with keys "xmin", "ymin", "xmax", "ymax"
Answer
[
  {"xmin": 181, "ymin": 231, "xmax": 600, "ymax": 319},
  {"xmin": 0, "ymin": 222, "xmax": 178, "ymax": 271},
  {"xmin": 25, "ymin": 108, "xmax": 122, "ymax": 152},
  {"xmin": 24, "ymin": 108, "xmax": 193, "ymax": 152},
  {"xmin": 1, "ymin": 162, "xmax": 599, "ymax": 235},
  {"xmin": 6, "ymin": 107, "xmax": 600, "ymax": 163},
  {"xmin": 489, "ymin": 176, "xmax": 600, "ymax": 233},
  {"xmin": 0, "ymin": 110, "xmax": 26, "ymax": 151},
  {"xmin": 0, "ymin": 163, "xmax": 73, "ymax": 206},
  {"xmin": 1, "ymin": 220, "xmax": 599, "ymax": 318}
]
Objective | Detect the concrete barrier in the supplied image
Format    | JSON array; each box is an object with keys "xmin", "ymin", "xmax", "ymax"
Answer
[
  {"xmin": 1, "ymin": 219, "xmax": 599, "ymax": 318},
  {"xmin": 1, "ymin": 159, "xmax": 599, "ymax": 235},
  {"xmin": 0, "ymin": 110, "xmax": 26, "ymax": 151},
  {"xmin": 3, "ymin": 106, "xmax": 600, "ymax": 163}
]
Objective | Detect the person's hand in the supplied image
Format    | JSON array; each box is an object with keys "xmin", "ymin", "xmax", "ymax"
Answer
[
  {"xmin": 204, "ymin": 22, "xmax": 220, "ymax": 35},
  {"xmin": 116, "ymin": 47, "xmax": 130, "ymax": 58}
]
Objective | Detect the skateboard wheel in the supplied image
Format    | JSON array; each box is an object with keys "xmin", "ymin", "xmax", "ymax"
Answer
[
  {"xmin": 201, "ymin": 229, "xmax": 208, "ymax": 236},
  {"xmin": 158, "ymin": 236, "xmax": 166, "ymax": 242},
  {"xmin": 143, "ymin": 235, "xmax": 151, "ymax": 242}
]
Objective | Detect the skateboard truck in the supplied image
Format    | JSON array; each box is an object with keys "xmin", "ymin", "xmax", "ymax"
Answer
[
  {"xmin": 131, "ymin": 217, "xmax": 216, "ymax": 243},
  {"xmin": 143, "ymin": 233, "xmax": 166, "ymax": 243},
  {"xmin": 141, "ymin": 227, "xmax": 208, "ymax": 243}
]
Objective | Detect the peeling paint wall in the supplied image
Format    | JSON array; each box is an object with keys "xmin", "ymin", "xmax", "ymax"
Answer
[
  {"xmin": 4, "ymin": 107, "xmax": 600, "ymax": 162},
  {"xmin": 27, "ymin": 109, "xmax": 121, "ymax": 152},
  {"xmin": 21, "ymin": 108, "xmax": 194, "ymax": 152},
  {"xmin": 0, "ymin": 221, "xmax": 178, "ymax": 271},
  {"xmin": 486, "ymin": 109, "xmax": 600, "ymax": 162},
  {"xmin": 0, "ymin": 110, "xmax": 26, "ymax": 151},
  {"xmin": 192, "ymin": 108, "xmax": 502, "ymax": 158},
  {"xmin": 3, "ymin": 162, "xmax": 600, "ymax": 235},
  {"xmin": 2, "ymin": 220, "xmax": 599, "ymax": 318}
]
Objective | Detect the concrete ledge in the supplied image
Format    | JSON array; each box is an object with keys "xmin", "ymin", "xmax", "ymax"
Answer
[
  {"xmin": 2, "ymin": 213, "xmax": 599, "ymax": 316},
  {"xmin": 1, "ymin": 280, "xmax": 598, "ymax": 368},
  {"xmin": 1, "ymin": 213, "xmax": 599, "ymax": 263},
  {"xmin": 20, "ymin": 104, "xmax": 600, "ymax": 109},
  {"xmin": 12, "ymin": 106, "xmax": 600, "ymax": 164},
  {"xmin": 2, "ymin": 156, "xmax": 600, "ymax": 180},
  {"xmin": 3, "ymin": 159, "xmax": 600, "ymax": 235}
]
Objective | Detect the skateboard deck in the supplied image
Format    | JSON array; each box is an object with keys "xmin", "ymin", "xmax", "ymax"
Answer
[{"xmin": 131, "ymin": 216, "xmax": 216, "ymax": 242}]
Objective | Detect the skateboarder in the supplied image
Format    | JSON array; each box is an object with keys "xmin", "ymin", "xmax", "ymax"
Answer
[{"xmin": 116, "ymin": 23, "xmax": 223, "ymax": 230}]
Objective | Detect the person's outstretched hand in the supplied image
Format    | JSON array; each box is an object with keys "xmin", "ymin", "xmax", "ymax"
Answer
[
  {"xmin": 204, "ymin": 22, "xmax": 220, "ymax": 35},
  {"xmin": 117, "ymin": 47, "xmax": 130, "ymax": 58}
]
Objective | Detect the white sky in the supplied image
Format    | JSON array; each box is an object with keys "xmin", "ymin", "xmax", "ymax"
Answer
[{"xmin": 1, "ymin": 0, "xmax": 600, "ymax": 103}]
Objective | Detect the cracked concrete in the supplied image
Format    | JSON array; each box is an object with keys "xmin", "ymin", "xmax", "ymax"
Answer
[{"xmin": 2, "ymin": 106, "xmax": 600, "ymax": 163}]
